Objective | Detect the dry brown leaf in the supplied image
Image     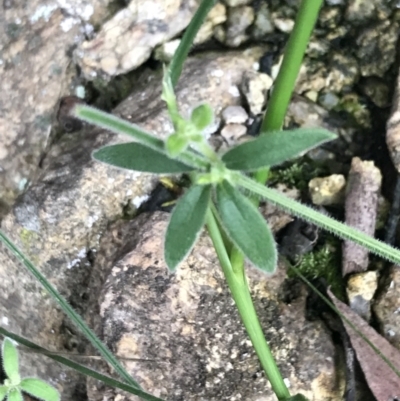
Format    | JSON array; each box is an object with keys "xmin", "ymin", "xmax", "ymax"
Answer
[{"xmin": 328, "ymin": 289, "xmax": 400, "ymax": 401}]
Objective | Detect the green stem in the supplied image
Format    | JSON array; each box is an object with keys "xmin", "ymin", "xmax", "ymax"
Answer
[
  {"xmin": 0, "ymin": 231, "xmax": 140, "ymax": 389},
  {"xmin": 169, "ymin": 0, "xmax": 216, "ymax": 87},
  {"xmin": 206, "ymin": 209, "xmax": 290, "ymax": 400},
  {"xmin": 255, "ymin": 0, "xmax": 324, "ymax": 184},
  {"xmin": 226, "ymin": 2, "xmax": 323, "ymax": 397}
]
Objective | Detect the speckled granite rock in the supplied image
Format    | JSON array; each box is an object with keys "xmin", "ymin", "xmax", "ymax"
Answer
[
  {"xmin": 86, "ymin": 212, "xmax": 342, "ymax": 401},
  {"xmin": 0, "ymin": 50, "xmax": 261, "ymax": 400},
  {"xmin": 0, "ymin": 0, "xmax": 113, "ymax": 216},
  {"xmin": 75, "ymin": 0, "xmax": 201, "ymax": 79}
]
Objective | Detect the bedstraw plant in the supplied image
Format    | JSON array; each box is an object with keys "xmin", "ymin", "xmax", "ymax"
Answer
[{"xmin": 1, "ymin": 1, "xmax": 400, "ymax": 401}]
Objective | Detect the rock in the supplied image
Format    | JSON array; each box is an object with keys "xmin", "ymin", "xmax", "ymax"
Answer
[
  {"xmin": 240, "ymin": 70, "xmax": 273, "ymax": 114},
  {"xmin": 373, "ymin": 265, "xmax": 400, "ymax": 350},
  {"xmin": 346, "ymin": 271, "xmax": 378, "ymax": 321},
  {"xmin": 223, "ymin": 6, "xmax": 255, "ymax": 47},
  {"xmin": 287, "ymin": 95, "xmax": 366, "ymax": 166},
  {"xmin": 0, "ymin": 0, "xmax": 112, "ymax": 217},
  {"xmin": 318, "ymin": 92, "xmax": 340, "ymax": 110},
  {"xmin": 359, "ymin": 76, "xmax": 390, "ymax": 108},
  {"xmin": 251, "ymin": 2, "xmax": 274, "ymax": 39},
  {"xmin": 309, "ymin": 174, "xmax": 346, "ymax": 206},
  {"xmin": 296, "ymin": 52, "xmax": 359, "ymax": 94},
  {"xmin": 222, "ymin": 0, "xmax": 252, "ymax": 6},
  {"xmin": 86, "ymin": 212, "xmax": 342, "ymax": 401},
  {"xmin": 75, "ymin": 0, "xmax": 200, "ymax": 79},
  {"xmin": 194, "ymin": 2, "xmax": 227, "ymax": 45},
  {"xmin": 274, "ymin": 18, "xmax": 294, "ymax": 33},
  {"xmin": 355, "ymin": 20, "xmax": 399, "ymax": 77},
  {"xmin": 304, "ymin": 90, "xmax": 318, "ymax": 102},
  {"xmin": 153, "ymin": 39, "xmax": 181, "ymax": 62},
  {"xmin": 208, "ymin": 134, "xmax": 228, "ymax": 153},
  {"xmin": 220, "ymin": 123, "xmax": 247, "ymax": 145},
  {"xmin": 221, "ymin": 105, "xmax": 248, "ymax": 124},
  {"xmin": 345, "ymin": 0, "xmax": 392, "ymax": 23},
  {"xmin": 0, "ymin": 50, "xmax": 260, "ymax": 400}
]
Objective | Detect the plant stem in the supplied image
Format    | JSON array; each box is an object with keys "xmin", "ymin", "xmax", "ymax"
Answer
[
  {"xmin": 221, "ymin": 2, "xmax": 324, "ymax": 396},
  {"xmin": 206, "ymin": 209, "xmax": 290, "ymax": 400},
  {"xmin": 255, "ymin": 0, "xmax": 324, "ymax": 184},
  {"xmin": 169, "ymin": 0, "xmax": 216, "ymax": 87}
]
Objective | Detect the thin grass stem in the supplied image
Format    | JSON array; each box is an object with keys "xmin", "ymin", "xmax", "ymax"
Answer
[{"xmin": 0, "ymin": 231, "xmax": 140, "ymax": 389}]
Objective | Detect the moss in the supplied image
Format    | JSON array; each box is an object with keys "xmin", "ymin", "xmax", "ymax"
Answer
[
  {"xmin": 269, "ymin": 159, "xmax": 328, "ymax": 191},
  {"xmin": 288, "ymin": 236, "xmax": 345, "ymax": 299},
  {"xmin": 19, "ymin": 228, "xmax": 40, "ymax": 265},
  {"xmin": 334, "ymin": 93, "xmax": 371, "ymax": 129}
]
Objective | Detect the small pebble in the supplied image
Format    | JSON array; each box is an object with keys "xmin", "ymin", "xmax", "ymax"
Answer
[
  {"xmin": 318, "ymin": 92, "xmax": 339, "ymax": 110},
  {"xmin": 221, "ymin": 105, "xmax": 248, "ymax": 125},
  {"xmin": 154, "ymin": 39, "xmax": 180, "ymax": 62},
  {"xmin": 309, "ymin": 174, "xmax": 346, "ymax": 205},
  {"xmin": 240, "ymin": 70, "xmax": 273, "ymax": 114},
  {"xmin": 220, "ymin": 124, "xmax": 247, "ymax": 145}
]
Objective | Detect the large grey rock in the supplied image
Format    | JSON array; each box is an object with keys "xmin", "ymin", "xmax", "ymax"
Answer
[
  {"xmin": 86, "ymin": 212, "xmax": 341, "ymax": 401},
  {"xmin": 0, "ymin": 0, "xmax": 113, "ymax": 216}
]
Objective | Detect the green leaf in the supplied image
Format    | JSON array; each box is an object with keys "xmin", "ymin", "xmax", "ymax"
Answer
[
  {"xmin": 7, "ymin": 389, "xmax": 22, "ymax": 401},
  {"xmin": 0, "ymin": 386, "xmax": 8, "ymax": 401},
  {"xmin": 222, "ymin": 128, "xmax": 337, "ymax": 171},
  {"xmin": 215, "ymin": 181, "xmax": 277, "ymax": 273},
  {"xmin": 2, "ymin": 339, "xmax": 20, "ymax": 385},
  {"xmin": 165, "ymin": 185, "xmax": 211, "ymax": 271},
  {"xmin": 73, "ymin": 105, "xmax": 164, "ymax": 152},
  {"xmin": 190, "ymin": 104, "xmax": 213, "ymax": 130},
  {"xmin": 165, "ymin": 134, "xmax": 189, "ymax": 157},
  {"xmin": 93, "ymin": 142, "xmax": 194, "ymax": 174},
  {"xmin": 20, "ymin": 379, "xmax": 60, "ymax": 401}
]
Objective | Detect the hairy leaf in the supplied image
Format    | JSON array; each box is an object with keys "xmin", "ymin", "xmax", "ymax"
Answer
[
  {"xmin": 93, "ymin": 142, "xmax": 194, "ymax": 173},
  {"xmin": 2, "ymin": 339, "xmax": 20, "ymax": 384},
  {"xmin": 222, "ymin": 128, "xmax": 336, "ymax": 171},
  {"xmin": 215, "ymin": 181, "xmax": 277, "ymax": 273},
  {"xmin": 0, "ymin": 386, "xmax": 7, "ymax": 401},
  {"xmin": 165, "ymin": 185, "xmax": 211, "ymax": 271},
  {"xmin": 191, "ymin": 104, "xmax": 214, "ymax": 130},
  {"xmin": 20, "ymin": 379, "xmax": 60, "ymax": 401},
  {"xmin": 7, "ymin": 389, "xmax": 22, "ymax": 401}
]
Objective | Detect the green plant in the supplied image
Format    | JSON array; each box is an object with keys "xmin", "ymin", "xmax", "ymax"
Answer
[
  {"xmin": 0, "ymin": 338, "xmax": 59, "ymax": 401},
  {"xmin": 1, "ymin": 1, "xmax": 399, "ymax": 401}
]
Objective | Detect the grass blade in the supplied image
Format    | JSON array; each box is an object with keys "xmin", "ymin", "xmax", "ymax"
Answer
[
  {"xmin": 169, "ymin": 0, "xmax": 216, "ymax": 87},
  {"xmin": 0, "ymin": 328, "xmax": 166, "ymax": 401},
  {"xmin": 0, "ymin": 231, "xmax": 140, "ymax": 389}
]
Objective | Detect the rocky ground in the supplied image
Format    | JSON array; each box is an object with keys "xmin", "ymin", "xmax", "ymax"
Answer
[{"xmin": 1, "ymin": 0, "xmax": 400, "ymax": 400}]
